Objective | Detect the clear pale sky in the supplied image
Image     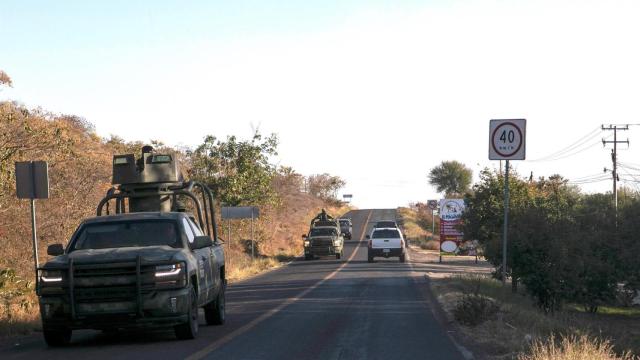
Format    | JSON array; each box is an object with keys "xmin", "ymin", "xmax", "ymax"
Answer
[{"xmin": 2, "ymin": 0, "xmax": 640, "ymax": 208}]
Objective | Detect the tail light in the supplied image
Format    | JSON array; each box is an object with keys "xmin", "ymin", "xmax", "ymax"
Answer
[
  {"xmin": 401, "ymin": 239, "xmax": 405, "ymax": 248},
  {"xmin": 368, "ymin": 240, "xmax": 372, "ymax": 248}
]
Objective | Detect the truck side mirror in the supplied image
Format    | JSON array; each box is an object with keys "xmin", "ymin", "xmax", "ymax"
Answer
[
  {"xmin": 193, "ymin": 235, "xmax": 213, "ymax": 249},
  {"xmin": 47, "ymin": 244, "xmax": 64, "ymax": 256},
  {"xmin": 366, "ymin": 235, "xmax": 370, "ymax": 240},
  {"xmin": 302, "ymin": 234, "xmax": 307, "ymax": 239}
]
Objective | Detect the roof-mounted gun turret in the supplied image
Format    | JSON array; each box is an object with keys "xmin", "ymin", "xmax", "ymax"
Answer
[{"xmin": 96, "ymin": 146, "xmax": 218, "ymax": 240}]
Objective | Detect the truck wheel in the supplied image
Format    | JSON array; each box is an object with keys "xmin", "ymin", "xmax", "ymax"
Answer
[
  {"xmin": 367, "ymin": 253, "xmax": 374, "ymax": 263},
  {"xmin": 304, "ymin": 254, "xmax": 312, "ymax": 260},
  {"xmin": 43, "ymin": 327, "xmax": 71, "ymax": 347},
  {"xmin": 335, "ymin": 252, "xmax": 341, "ymax": 260},
  {"xmin": 400, "ymin": 253, "xmax": 406, "ymax": 263},
  {"xmin": 175, "ymin": 287, "xmax": 199, "ymax": 340},
  {"xmin": 205, "ymin": 283, "xmax": 226, "ymax": 325}
]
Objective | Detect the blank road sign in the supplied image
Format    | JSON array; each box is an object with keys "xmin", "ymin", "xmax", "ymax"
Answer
[
  {"xmin": 489, "ymin": 119, "xmax": 527, "ymax": 160},
  {"xmin": 221, "ymin": 206, "xmax": 260, "ymax": 220},
  {"xmin": 15, "ymin": 161, "xmax": 49, "ymax": 199}
]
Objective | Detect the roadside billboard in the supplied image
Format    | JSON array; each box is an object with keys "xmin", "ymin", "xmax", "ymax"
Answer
[{"xmin": 439, "ymin": 199, "xmax": 464, "ymax": 254}]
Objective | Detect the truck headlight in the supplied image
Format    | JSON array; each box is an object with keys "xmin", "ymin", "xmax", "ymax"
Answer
[
  {"xmin": 40, "ymin": 270, "xmax": 63, "ymax": 283},
  {"xmin": 333, "ymin": 239, "xmax": 341, "ymax": 246},
  {"xmin": 155, "ymin": 263, "xmax": 183, "ymax": 278},
  {"xmin": 304, "ymin": 240, "xmax": 310, "ymax": 247}
]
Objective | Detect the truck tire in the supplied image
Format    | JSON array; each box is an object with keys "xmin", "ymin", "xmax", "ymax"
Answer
[
  {"xmin": 367, "ymin": 252, "xmax": 374, "ymax": 263},
  {"xmin": 336, "ymin": 252, "xmax": 341, "ymax": 260},
  {"xmin": 175, "ymin": 287, "xmax": 199, "ymax": 340},
  {"xmin": 43, "ymin": 327, "xmax": 71, "ymax": 347},
  {"xmin": 304, "ymin": 254, "xmax": 312, "ymax": 260},
  {"xmin": 399, "ymin": 253, "xmax": 406, "ymax": 263},
  {"xmin": 204, "ymin": 283, "xmax": 226, "ymax": 325}
]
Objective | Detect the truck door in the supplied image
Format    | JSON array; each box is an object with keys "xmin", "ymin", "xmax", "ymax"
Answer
[
  {"xmin": 183, "ymin": 218, "xmax": 212, "ymax": 304},
  {"xmin": 186, "ymin": 218, "xmax": 218, "ymax": 301}
]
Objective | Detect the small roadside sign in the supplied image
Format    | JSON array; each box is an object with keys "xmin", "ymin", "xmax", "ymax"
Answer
[
  {"xmin": 489, "ymin": 119, "xmax": 526, "ymax": 160},
  {"xmin": 427, "ymin": 200, "xmax": 438, "ymax": 210},
  {"xmin": 16, "ymin": 161, "xmax": 50, "ymax": 199},
  {"xmin": 15, "ymin": 161, "xmax": 50, "ymax": 283},
  {"xmin": 221, "ymin": 206, "xmax": 259, "ymax": 220}
]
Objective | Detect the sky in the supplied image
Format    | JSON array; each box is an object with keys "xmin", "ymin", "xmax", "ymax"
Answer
[{"xmin": 2, "ymin": 0, "xmax": 640, "ymax": 208}]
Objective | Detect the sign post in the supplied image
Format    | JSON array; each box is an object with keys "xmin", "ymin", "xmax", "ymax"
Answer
[
  {"xmin": 489, "ymin": 119, "xmax": 526, "ymax": 285},
  {"xmin": 221, "ymin": 206, "xmax": 260, "ymax": 259},
  {"xmin": 427, "ymin": 200, "xmax": 438, "ymax": 239},
  {"xmin": 15, "ymin": 161, "xmax": 50, "ymax": 280}
]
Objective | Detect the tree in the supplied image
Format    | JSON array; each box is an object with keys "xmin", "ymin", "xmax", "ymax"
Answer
[
  {"xmin": 428, "ymin": 160, "xmax": 472, "ymax": 197},
  {"xmin": 189, "ymin": 131, "xmax": 279, "ymax": 206},
  {"xmin": 0, "ymin": 70, "xmax": 12, "ymax": 88},
  {"xmin": 306, "ymin": 173, "xmax": 346, "ymax": 201}
]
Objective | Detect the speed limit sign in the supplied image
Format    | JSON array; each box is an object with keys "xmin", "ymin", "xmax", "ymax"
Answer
[{"xmin": 489, "ymin": 119, "xmax": 526, "ymax": 160}]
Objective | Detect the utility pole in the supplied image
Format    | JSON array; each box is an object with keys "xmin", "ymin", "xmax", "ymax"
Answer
[{"xmin": 602, "ymin": 125, "xmax": 629, "ymax": 213}]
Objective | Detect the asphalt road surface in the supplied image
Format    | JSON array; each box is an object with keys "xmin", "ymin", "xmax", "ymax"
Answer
[{"xmin": 1, "ymin": 209, "xmax": 465, "ymax": 360}]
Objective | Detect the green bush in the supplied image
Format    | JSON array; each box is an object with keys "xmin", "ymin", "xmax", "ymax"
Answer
[{"xmin": 453, "ymin": 293, "xmax": 500, "ymax": 326}]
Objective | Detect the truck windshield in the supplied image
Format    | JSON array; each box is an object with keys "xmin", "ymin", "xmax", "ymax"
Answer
[
  {"xmin": 71, "ymin": 220, "xmax": 180, "ymax": 250},
  {"xmin": 309, "ymin": 228, "xmax": 337, "ymax": 237},
  {"xmin": 339, "ymin": 220, "xmax": 349, "ymax": 226},
  {"xmin": 372, "ymin": 229, "xmax": 400, "ymax": 239}
]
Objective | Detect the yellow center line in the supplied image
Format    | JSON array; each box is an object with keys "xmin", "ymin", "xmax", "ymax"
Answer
[{"xmin": 185, "ymin": 210, "xmax": 373, "ymax": 360}]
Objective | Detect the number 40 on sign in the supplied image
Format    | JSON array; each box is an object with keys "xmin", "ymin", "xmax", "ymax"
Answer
[{"xmin": 489, "ymin": 119, "xmax": 526, "ymax": 160}]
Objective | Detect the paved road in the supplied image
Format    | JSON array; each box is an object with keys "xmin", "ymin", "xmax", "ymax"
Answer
[{"xmin": 1, "ymin": 209, "xmax": 465, "ymax": 360}]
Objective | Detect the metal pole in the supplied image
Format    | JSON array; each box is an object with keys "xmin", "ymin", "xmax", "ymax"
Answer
[
  {"xmin": 502, "ymin": 160, "xmax": 510, "ymax": 285},
  {"xmin": 31, "ymin": 199, "xmax": 39, "ymax": 278},
  {"xmin": 251, "ymin": 211, "xmax": 255, "ymax": 259},
  {"xmin": 228, "ymin": 220, "xmax": 231, "ymax": 249},
  {"xmin": 431, "ymin": 209, "xmax": 435, "ymax": 235},
  {"xmin": 613, "ymin": 127, "xmax": 618, "ymax": 214}
]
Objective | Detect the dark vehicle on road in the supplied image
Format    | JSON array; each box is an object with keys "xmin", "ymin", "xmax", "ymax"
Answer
[
  {"xmin": 373, "ymin": 220, "xmax": 398, "ymax": 229},
  {"xmin": 303, "ymin": 211, "xmax": 344, "ymax": 260},
  {"xmin": 37, "ymin": 146, "xmax": 226, "ymax": 346},
  {"xmin": 338, "ymin": 218, "xmax": 352, "ymax": 240}
]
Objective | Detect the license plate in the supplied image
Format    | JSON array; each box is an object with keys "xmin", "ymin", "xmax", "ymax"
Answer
[{"xmin": 383, "ymin": 249, "xmax": 390, "ymax": 253}]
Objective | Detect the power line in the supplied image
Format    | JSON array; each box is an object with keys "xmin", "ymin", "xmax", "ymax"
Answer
[{"xmin": 530, "ymin": 127, "xmax": 601, "ymax": 162}]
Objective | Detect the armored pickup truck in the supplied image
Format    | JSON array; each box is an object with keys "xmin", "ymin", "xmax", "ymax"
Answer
[
  {"xmin": 303, "ymin": 211, "xmax": 344, "ymax": 260},
  {"xmin": 338, "ymin": 218, "xmax": 352, "ymax": 240},
  {"xmin": 37, "ymin": 146, "xmax": 226, "ymax": 346}
]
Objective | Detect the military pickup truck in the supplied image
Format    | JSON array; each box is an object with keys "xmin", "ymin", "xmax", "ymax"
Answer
[
  {"xmin": 303, "ymin": 210, "xmax": 344, "ymax": 260},
  {"xmin": 338, "ymin": 218, "xmax": 352, "ymax": 240},
  {"xmin": 37, "ymin": 146, "xmax": 226, "ymax": 346}
]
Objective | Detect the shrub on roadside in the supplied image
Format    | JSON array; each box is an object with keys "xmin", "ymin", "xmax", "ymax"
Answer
[
  {"xmin": 518, "ymin": 335, "xmax": 637, "ymax": 360},
  {"xmin": 453, "ymin": 293, "xmax": 500, "ymax": 326}
]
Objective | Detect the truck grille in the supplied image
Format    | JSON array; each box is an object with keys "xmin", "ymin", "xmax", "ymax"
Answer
[
  {"xmin": 311, "ymin": 238, "xmax": 333, "ymax": 247},
  {"xmin": 70, "ymin": 260, "xmax": 156, "ymax": 316}
]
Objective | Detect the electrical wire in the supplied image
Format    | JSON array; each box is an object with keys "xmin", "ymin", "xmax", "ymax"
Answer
[{"xmin": 530, "ymin": 127, "xmax": 601, "ymax": 162}]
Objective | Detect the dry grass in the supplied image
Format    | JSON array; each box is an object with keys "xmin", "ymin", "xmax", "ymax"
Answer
[
  {"xmin": 430, "ymin": 274, "xmax": 640, "ymax": 359},
  {"xmin": 519, "ymin": 335, "xmax": 637, "ymax": 360},
  {"xmin": 0, "ymin": 269, "xmax": 41, "ymax": 338},
  {"xmin": 397, "ymin": 207, "xmax": 439, "ymax": 250}
]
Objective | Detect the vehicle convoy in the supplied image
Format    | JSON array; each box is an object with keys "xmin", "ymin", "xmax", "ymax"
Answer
[
  {"xmin": 367, "ymin": 227, "xmax": 406, "ymax": 263},
  {"xmin": 37, "ymin": 146, "xmax": 226, "ymax": 346},
  {"xmin": 338, "ymin": 218, "xmax": 352, "ymax": 240},
  {"xmin": 303, "ymin": 209, "xmax": 345, "ymax": 260}
]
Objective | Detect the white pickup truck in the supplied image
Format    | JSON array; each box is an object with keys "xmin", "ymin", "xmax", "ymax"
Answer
[{"xmin": 366, "ymin": 227, "xmax": 406, "ymax": 263}]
